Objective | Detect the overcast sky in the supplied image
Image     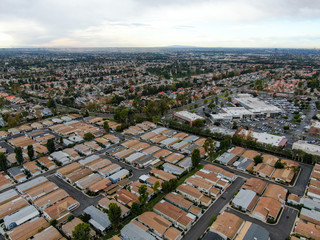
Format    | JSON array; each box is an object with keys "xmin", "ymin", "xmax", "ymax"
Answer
[{"xmin": 0, "ymin": 0, "xmax": 320, "ymax": 48}]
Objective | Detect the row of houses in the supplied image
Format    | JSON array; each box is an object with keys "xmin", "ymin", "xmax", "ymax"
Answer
[
  {"xmin": 289, "ymin": 163, "xmax": 320, "ymax": 239},
  {"xmin": 231, "ymin": 178, "xmax": 287, "ymax": 222},
  {"xmin": 118, "ymin": 163, "xmax": 235, "ymax": 239},
  {"xmin": 3, "ymin": 114, "xmax": 81, "ymax": 137},
  {"xmin": 56, "ymin": 155, "xmax": 129, "ymax": 194},
  {"xmin": 123, "ymin": 121, "xmax": 157, "ymax": 136},
  {"xmin": 140, "ymin": 127, "xmax": 211, "ymax": 156},
  {"xmin": 0, "ymin": 176, "xmax": 80, "ymax": 240},
  {"xmin": 217, "ymin": 146, "xmax": 299, "ymax": 185}
]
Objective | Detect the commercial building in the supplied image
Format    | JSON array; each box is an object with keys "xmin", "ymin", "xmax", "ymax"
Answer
[
  {"xmin": 211, "ymin": 107, "xmax": 254, "ymax": 122},
  {"xmin": 238, "ymin": 129, "xmax": 287, "ymax": 147},
  {"xmin": 173, "ymin": 111, "xmax": 205, "ymax": 126},
  {"xmin": 233, "ymin": 94, "xmax": 282, "ymax": 117},
  {"xmin": 293, "ymin": 140, "xmax": 320, "ymax": 156}
]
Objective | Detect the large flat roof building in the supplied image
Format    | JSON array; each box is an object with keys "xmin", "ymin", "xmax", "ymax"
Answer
[
  {"xmin": 174, "ymin": 111, "xmax": 205, "ymax": 126},
  {"xmin": 293, "ymin": 140, "xmax": 320, "ymax": 156},
  {"xmin": 233, "ymin": 94, "xmax": 282, "ymax": 117}
]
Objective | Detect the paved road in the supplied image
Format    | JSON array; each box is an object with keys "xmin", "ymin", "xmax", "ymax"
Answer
[
  {"xmin": 48, "ymin": 174, "xmax": 104, "ymax": 216},
  {"xmin": 226, "ymin": 207, "xmax": 298, "ymax": 240},
  {"xmin": 102, "ymin": 154, "xmax": 150, "ymax": 181},
  {"xmin": 182, "ymin": 177, "xmax": 245, "ymax": 240},
  {"xmin": 202, "ymin": 160, "xmax": 312, "ymax": 196},
  {"xmin": 0, "ymin": 141, "xmax": 14, "ymax": 154}
]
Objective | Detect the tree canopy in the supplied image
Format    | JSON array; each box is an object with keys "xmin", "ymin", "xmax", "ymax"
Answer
[
  {"xmin": 27, "ymin": 145, "xmax": 34, "ymax": 160},
  {"xmin": 46, "ymin": 139, "xmax": 55, "ymax": 153},
  {"xmin": 192, "ymin": 148, "xmax": 201, "ymax": 168},
  {"xmin": 138, "ymin": 184, "xmax": 149, "ymax": 205},
  {"xmin": 15, "ymin": 147, "xmax": 24, "ymax": 164},
  {"xmin": 253, "ymin": 155, "xmax": 263, "ymax": 165},
  {"xmin": 203, "ymin": 137, "xmax": 216, "ymax": 160},
  {"xmin": 104, "ymin": 121, "xmax": 110, "ymax": 133},
  {"xmin": 72, "ymin": 223, "xmax": 91, "ymax": 240},
  {"xmin": 0, "ymin": 153, "xmax": 8, "ymax": 171},
  {"xmin": 108, "ymin": 203, "xmax": 122, "ymax": 230},
  {"xmin": 83, "ymin": 132, "xmax": 95, "ymax": 141}
]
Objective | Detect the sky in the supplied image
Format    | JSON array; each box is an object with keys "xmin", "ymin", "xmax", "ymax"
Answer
[{"xmin": 0, "ymin": 0, "xmax": 320, "ymax": 48}]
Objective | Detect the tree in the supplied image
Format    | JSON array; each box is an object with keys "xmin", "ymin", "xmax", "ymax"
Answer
[
  {"xmin": 72, "ymin": 223, "xmax": 91, "ymax": 240},
  {"xmin": 193, "ymin": 119, "xmax": 205, "ymax": 128},
  {"xmin": 131, "ymin": 202, "xmax": 142, "ymax": 216},
  {"xmin": 191, "ymin": 148, "xmax": 201, "ymax": 168},
  {"xmin": 35, "ymin": 109, "xmax": 43, "ymax": 120},
  {"xmin": 0, "ymin": 153, "xmax": 8, "ymax": 171},
  {"xmin": 83, "ymin": 110, "xmax": 89, "ymax": 117},
  {"xmin": 27, "ymin": 145, "xmax": 34, "ymax": 160},
  {"xmin": 153, "ymin": 181, "xmax": 160, "ymax": 193},
  {"xmin": 253, "ymin": 155, "xmax": 263, "ymax": 165},
  {"xmin": 138, "ymin": 184, "xmax": 149, "ymax": 205},
  {"xmin": 283, "ymin": 125, "xmax": 289, "ymax": 131},
  {"xmin": 46, "ymin": 99, "xmax": 56, "ymax": 109},
  {"xmin": 104, "ymin": 121, "xmax": 110, "ymax": 133},
  {"xmin": 83, "ymin": 133, "xmax": 95, "ymax": 141},
  {"xmin": 108, "ymin": 203, "xmax": 122, "ymax": 230},
  {"xmin": 303, "ymin": 153, "xmax": 313, "ymax": 164},
  {"xmin": 232, "ymin": 121, "xmax": 238, "ymax": 129},
  {"xmin": 46, "ymin": 139, "xmax": 55, "ymax": 153},
  {"xmin": 204, "ymin": 137, "xmax": 216, "ymax": 160},
  {"xmin": 275, "ymin": 161, "xmax": 285, "ymax": 169},
  {"xmin": 161, "ymin": 179, "xmax": 178, "ymax": 193},
  {"xmin": 15, "ymin": 147, "xmax": 24, "ymax": 164}
]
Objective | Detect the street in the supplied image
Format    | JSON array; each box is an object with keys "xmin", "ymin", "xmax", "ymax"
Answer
[
  {"xmin": 47, "ymin": 175, "xmax": 104, "ymax": 216},
  {"xmin": 182, "ymin": 177, "xmax": 246, "ymax": 240}
]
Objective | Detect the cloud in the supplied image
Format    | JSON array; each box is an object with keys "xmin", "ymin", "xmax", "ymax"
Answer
[{"xmin": 0, "ymin": 0, "xmax": 320, "ymax": 47}]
